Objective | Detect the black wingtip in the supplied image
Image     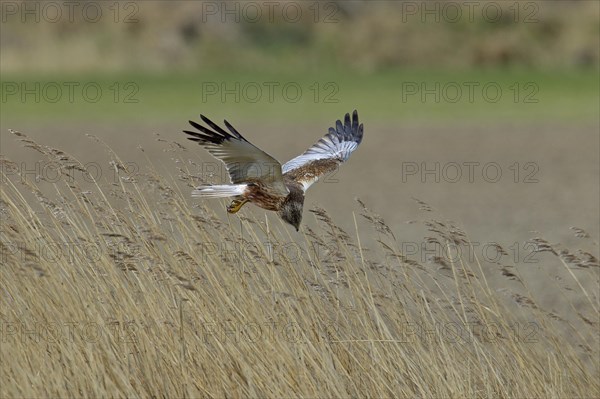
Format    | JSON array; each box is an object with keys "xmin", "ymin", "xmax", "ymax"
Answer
[
  {"xmin": 223, "ymin": 119, "xmax": 246, "ymax": 141},
  {"xmin": 188, "ymin": 120, "xmax": 204, "ymax": 132},
  {"xmin": 184, "ymin": 113, "xmax": 252, "ymax": 147},
  {"xmin": 356, "ymin": 123, "xmax": 364, "ymax": 144},
  {"xmin": 184, "ymin": 116, "xmax": 230, "ymax": 145},
  {"xmin": 332, "ymin": 110, "xmax": 362, "ymax": 142}
]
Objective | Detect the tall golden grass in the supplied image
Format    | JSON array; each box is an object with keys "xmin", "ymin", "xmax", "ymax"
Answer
[{"xmin": 1, "ymin": 130, "xmax": 598, "ymax": 397}]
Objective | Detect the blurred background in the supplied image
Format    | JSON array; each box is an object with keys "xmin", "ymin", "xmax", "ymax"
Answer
[
  {"xmin": 3, "ymin": 1, "xmax": 599, "ymax": 72},
  {"xmin": 1, "ymin": 0, "xmax": 599, "ymax": 244}
]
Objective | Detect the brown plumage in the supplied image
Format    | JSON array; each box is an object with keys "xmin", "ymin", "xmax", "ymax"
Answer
[{"xmin": 183, "ymin": 110, "xmax": 364, "ymax": 231}]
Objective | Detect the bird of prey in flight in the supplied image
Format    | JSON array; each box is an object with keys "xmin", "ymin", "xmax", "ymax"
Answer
[{"xmin": 183, "ymin": 110, "xmax": 363, "ymax": 231}]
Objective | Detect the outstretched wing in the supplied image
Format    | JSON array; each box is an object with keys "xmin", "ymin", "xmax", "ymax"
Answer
[
  {"xmin": 282, "ymin": 110, "xmax": 363, "ymax": 191},
  {"xmin": 184, "ymin": 115, "xmax": 288, "ymax": 195}
]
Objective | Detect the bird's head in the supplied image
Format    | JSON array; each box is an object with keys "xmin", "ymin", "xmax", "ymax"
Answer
[{"xmin": 278, "ymin": 194, "xmax": 304, "ymax": 232}]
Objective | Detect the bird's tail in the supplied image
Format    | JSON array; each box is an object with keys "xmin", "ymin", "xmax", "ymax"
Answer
[{"xmin": 192, "ymin": 184, "xmax": 247, "ymax": 198}]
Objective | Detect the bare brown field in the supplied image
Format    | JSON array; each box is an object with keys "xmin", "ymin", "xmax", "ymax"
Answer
[
  {"xmin": 2, "ymin": 120, "xmax": 598, "ymax": 239},
  {"xmin": 1, "ymin": 122, "xmax": 598, "ymax": 397}
]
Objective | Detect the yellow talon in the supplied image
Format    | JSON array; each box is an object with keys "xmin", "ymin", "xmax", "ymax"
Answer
[{"xmin": 227, "ymin": 198, "xmax": 249, "ymax": 214}]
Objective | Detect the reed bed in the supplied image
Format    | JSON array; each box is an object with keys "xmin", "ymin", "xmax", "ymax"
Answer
[{"xmin": 1, "ymin": 131, "xmax": 598, "ymax": 398}]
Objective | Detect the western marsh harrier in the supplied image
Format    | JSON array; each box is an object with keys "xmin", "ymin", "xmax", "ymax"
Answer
[{"xmin": 184, "ymin": 110, "xmax": 363, "ymax": 230}]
